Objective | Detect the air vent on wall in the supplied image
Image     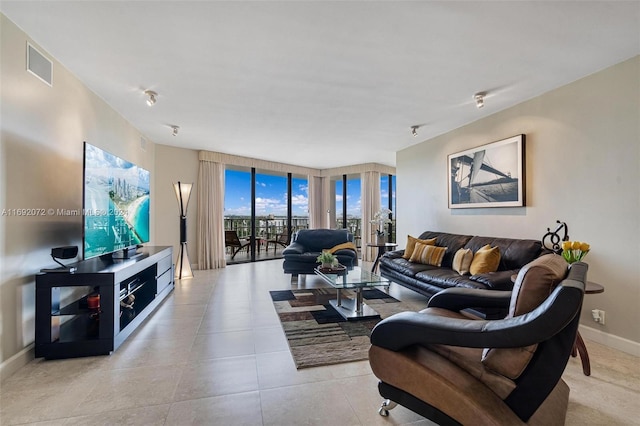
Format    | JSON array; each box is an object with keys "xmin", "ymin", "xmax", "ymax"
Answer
[{"xmin": 26, "ymin": 42, "xmax": 52, "ymax": 86}]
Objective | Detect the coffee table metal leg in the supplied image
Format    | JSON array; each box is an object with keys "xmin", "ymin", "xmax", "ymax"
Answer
[
  {"xmin": 355, "ymin": 288, "xmax": 363, "ymax": 314},
  {"xmin": 336, "ymin": 289, "xmax": 342, "ymax": 307}
]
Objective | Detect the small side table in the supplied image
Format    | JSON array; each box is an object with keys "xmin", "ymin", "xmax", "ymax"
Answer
[
  {"xmin": 572, "ymin": 281, "xmax": 604, "ymax": 376},
  {"xmin": 367, "ymin": 243, "xmax": 398, "ymax": 273}
]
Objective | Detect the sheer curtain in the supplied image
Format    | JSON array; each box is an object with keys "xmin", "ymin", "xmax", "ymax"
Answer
[
  {"xmin": 196, "ymin": 160, "xmax": 226, "ymax": 269},
  {"xmin": 361, "ymin": 171, "xmax": 381, "ymax": 262}
]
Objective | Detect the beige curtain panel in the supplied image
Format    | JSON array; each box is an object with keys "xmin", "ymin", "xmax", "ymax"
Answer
[
  {"xmin": 361, "ymin": 171, "xmax": 381, "ymax": 262},
  {"xmin": 197, "ymin": 160, "xmax": 226, "ymax": 269}
]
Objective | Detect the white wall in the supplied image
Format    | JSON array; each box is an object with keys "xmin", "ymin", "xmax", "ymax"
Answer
[
  {"xmin": 397, "ymin": 56, "xmax": 640, "ymax": 349},
  {"xmin": 154, "ymin": 144, "xmax": 199, "ymax": 267},
  {"xmin": 0, "ymin": 15, "xmax": 157, "ymax": 378}
]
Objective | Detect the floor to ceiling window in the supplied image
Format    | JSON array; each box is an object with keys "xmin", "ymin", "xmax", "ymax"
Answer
[
  {"xmin": 381, "ymin": 174, "xmax": 396, "ymax": 243},
  {"xmin": 224, "ymin": 167, "xmax": 308, "ymax": 264}
]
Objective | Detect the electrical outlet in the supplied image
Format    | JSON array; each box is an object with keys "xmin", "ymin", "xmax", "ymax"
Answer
[{"xmin": 591, "ymin": 309, "xmax": 606, "ymax": 325}]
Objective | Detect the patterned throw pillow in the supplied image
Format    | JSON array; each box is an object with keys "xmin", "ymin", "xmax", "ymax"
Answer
[
  {"xmin": 402, "ymin": 235, "xmax": 437, "ymax": 260},
  {"xmin": 469, "ymin": 244, "xmax": 501, "ymax": 275},
  {"xmin": 452, "ymin": 248, "xmax": 474, "ymax": 275},
  {"xmin": 409, "ymin": 242, "xmax": 447, "ymax": 266}
]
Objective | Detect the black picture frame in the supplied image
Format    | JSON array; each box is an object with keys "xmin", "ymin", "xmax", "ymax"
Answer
[{"xmin": 448, "ymin": 134, "xmax": 525, "ymax": 208}]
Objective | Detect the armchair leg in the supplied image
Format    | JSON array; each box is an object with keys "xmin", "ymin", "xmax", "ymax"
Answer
[{"xmin": 378, "ymin": 399, "xmax": 397, "ymax": 417}]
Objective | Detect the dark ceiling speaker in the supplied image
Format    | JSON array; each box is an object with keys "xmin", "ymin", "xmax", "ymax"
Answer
[{"xmin": 51, "ymin": 246, "xmax": 78, "ymax": 260}]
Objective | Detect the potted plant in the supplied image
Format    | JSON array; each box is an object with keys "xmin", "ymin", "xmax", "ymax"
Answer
[
  {"xmin": 370, "ymin": 208, "xmax": 393, "ymax": 244},
  {"xmin": 316, "ymin": 251, "xmax": 337, "ymax": 269}
]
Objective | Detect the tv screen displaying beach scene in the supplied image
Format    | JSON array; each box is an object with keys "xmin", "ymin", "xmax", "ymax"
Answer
[{"xmin": 83, "ymin": 142, "xmax": 150, "ymax": 259}]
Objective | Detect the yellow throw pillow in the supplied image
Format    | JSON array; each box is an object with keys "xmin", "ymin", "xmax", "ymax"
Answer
[
  {"xmin": 403, "ymin": 235, "xmax": 437, "ymax": 260},
  {"xmin": 409, "ymin": 242, "xmax": 447, "ymax": 266},
  {"xmin": 452, "ymin": 248, "xmax": 474, "ymax": 275},
  {"xmin": 469, "ymin": 245, "xmax": 501, "ymax": 275}
]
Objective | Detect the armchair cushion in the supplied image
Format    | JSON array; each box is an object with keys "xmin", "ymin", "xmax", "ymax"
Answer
[{"xmin": 481, "ymin": 254, "xmax": 568, "ymax": 379}]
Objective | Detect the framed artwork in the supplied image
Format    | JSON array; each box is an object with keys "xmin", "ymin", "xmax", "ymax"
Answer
[{"xmin": 448, "ymin": 134, "xmax": 525, "ymax": 208}]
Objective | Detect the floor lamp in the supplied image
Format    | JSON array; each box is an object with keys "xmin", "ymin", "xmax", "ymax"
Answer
[{"xmin": 174, "ymin": 181, "xmax": 194, "ymax": 279}]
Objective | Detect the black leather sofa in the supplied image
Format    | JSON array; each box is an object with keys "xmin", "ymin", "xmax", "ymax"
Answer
[
  {"xmin": 282, "ymin": 229, "xmax": 358, "ymax": 276},
  {"xmin": 379, "ymin": 231, "xmax": 549, "ymax": 316}
]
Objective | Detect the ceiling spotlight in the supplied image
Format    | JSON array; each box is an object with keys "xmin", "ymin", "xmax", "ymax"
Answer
[
  {"xmin": 144, "ymin": 90, "xmax": 157, "ymax": 106},
  {"xmin": 474, "ymin": 93, "xmax": 485, "ymax": 109},
  {"xmin": 171, "ymin": 125, "xmax": 179, "ymax": 136},
  {"xmin": 411, "ymin": 125, "xmax": 419, "ymax": 137}
]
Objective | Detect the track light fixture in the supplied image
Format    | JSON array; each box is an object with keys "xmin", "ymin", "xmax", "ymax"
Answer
[
  {"xmin": 411, "ymin": 125, "xmax": 419, "ymax": 137},
  {"xmin": 144, "ymin": 90, "xmax": 157, "ymax": 106},
  {"xmin": 171, "ymin": 125, "xmax": 180, "ymax": 136},
  {"xmin": 474, "ymin": 92, "xmax": 485, "ymax": 109}
]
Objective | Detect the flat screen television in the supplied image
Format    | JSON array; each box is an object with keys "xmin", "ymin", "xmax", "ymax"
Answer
[{"xmin": 83, "ymin": 142, "xmax": 150, "ymax": 259}]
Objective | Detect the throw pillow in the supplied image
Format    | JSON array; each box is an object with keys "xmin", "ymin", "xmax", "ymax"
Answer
[
  {"xmin": 409, "ymin": 242, "xmax": 447, "ymax": 266},
  {"xmin": 402, "ymin": 235, "xmax": 437, "ymax": 260},
  {"xmin": 469, "ymin": 244, "xmax": 501, "ymax": 275},
  {"xmin": 452, "ymin": 248, "xmax": 474, "ymax": 275}
]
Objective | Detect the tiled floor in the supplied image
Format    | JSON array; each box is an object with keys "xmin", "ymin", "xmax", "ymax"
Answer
[{"xmin": 1, "ymin": 260, "xmax": 638, "ymax": 425}]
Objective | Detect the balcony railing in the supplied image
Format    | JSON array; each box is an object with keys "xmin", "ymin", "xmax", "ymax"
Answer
[{"xmin": 224, "ymin": 216, "xmax": 396, "ymax": 247}]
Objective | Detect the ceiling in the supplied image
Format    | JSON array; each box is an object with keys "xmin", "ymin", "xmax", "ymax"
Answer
[{"xmin": 2, "ymin": 1, "xmax": 638, "ymax": 169}]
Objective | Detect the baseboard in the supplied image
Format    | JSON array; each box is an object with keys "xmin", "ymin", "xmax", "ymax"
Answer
[
  {"xmin": 579, "ymin": 325, "xmax": 640, "ymax": 357},
  {"xmin": 0, "ymin": 344, "xmax": 34, "ymax": 382}
]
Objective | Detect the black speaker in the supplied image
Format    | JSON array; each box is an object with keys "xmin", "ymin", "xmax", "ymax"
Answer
[{"xmin": 51, "ymin": 246, "xmax": 78, "ymax": 260}]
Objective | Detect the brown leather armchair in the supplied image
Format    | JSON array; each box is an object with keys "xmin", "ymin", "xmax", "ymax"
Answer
[{"xmin": 369, "ymin": 254, "xmax": 587, "ymax": 425}]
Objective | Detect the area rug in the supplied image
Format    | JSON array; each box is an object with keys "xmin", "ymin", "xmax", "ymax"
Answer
[{"xmin": 269, "ymin": 287, "xmax": 415, "ymax": 369}]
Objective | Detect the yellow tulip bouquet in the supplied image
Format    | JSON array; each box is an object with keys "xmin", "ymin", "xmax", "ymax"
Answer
[{"xmin": 561, "ymin": 241, "xmax": 590, "ymax": 263}]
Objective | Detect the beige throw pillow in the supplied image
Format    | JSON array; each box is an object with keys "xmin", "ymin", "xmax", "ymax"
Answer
[
  {"xmin": 469, "ymin": 245, "xmax": 501, "ymax": 275},
  {"xmin": 452, "ymin": 248, "xmax": 474, "ymax": 275},
  {"xmin": 409, "ymin": 242, "xmax": 447, "ymax": 266},
  {"xmin": 403, "ymin": 235, "xmax": 437, "ymax": 260}
]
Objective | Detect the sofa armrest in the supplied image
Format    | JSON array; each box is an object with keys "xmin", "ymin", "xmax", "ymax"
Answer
[
  {"xmin": 427, "ymin": 288, "xmax": 512, "ymax": 311},
  {"xmin": 370, "ymin": 284, "xmax": 583, "ymax": 351},
  {"xmin": 382, "ymin": 249, "xmax": 404, "ymax": 259},
  {"xmin": 470, "ymin": 269, "xmax": 519, "ymax": 290},
  {"xmin": 282, "ymin": 242, "xmax": 306, "ymax": 255}
]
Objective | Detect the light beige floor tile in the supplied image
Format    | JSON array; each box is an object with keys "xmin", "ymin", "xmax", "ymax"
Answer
[
  {"xmin": 70, "ymin": 364, "xmax": 183, "ymax": 416},
  {"xmin": 260, "ymin": 380, "xmax": 361, "ymax": 426},
  {"xmin": 253, "ymin": 326, "xmax": 289, "ymax": 354},
  {"xmin": 107, "ymin": 335, "xmax": 195, "ymax": 369},
  {"xmin": 0, "ymin": 380, "xmax": 97, "ymax": 425},
  {"xmin": 173, "ymin": 355, "xmax": 259, "ymax": 401},
  {"xmin": 165, "ymin": 391, "xmax": 263, "ymax": 426},
  {"xmin": 198, "ymin": 311, "xmax": 253, "ymax": 333},
  {"xmin": 152, "ymin": 302, "xmax": 208, "ymax": 320},
  {"xmin": 128, "ymin": 316, "xmax": 202, "ymax": 341},
  {"xmin": 63, "ymin": 404, "xmax": 171, "ymax": 425},
  {"xmin": 188, "ymin": 330, "xmax": 255, "ymax": 360},
  {"xmin": 337, "ymin": 374, "xmax": 434, "ymax": 425}
]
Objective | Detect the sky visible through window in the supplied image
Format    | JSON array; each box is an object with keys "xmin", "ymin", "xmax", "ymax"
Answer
[
  {"xmin": 224, "ymin": 170, "xmax": 309, "ymax": 217},
  {"xmin": 224, "ymin": 170, "xmax": 395, "ymax": 218}
]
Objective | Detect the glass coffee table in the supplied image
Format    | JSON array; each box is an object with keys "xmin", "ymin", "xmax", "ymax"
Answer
[{"xmin": 314, "ymin": 266, "xmax": 391, "ymax": 321}]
